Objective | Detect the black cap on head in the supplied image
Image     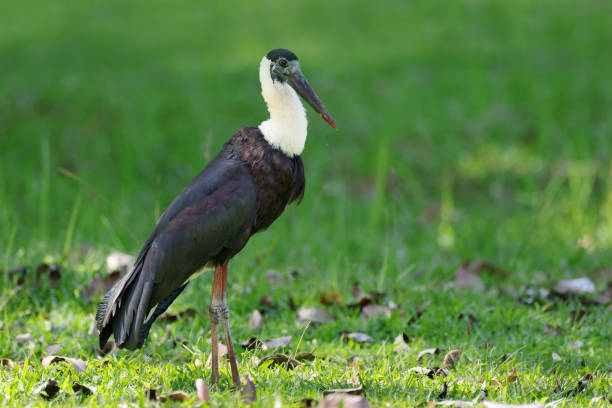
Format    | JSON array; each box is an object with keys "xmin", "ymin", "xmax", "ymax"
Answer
[{"xmin": 266, "ymin": 48, "xmax": 298, "ymax": 62}]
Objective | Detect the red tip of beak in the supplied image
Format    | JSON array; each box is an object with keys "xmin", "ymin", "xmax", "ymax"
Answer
[{"xmin": 324, "ymin": 115, "xmax": 338, "ymax": 130}]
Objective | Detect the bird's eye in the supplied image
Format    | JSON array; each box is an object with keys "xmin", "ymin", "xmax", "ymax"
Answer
[{"xmin": 279, "ymin": 59, "xmax": 288, "ymax": 68}]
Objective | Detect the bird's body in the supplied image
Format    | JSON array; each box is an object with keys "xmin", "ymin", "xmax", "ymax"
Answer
[{"xmin": 96, "ymin": 48, "xmax": 336, "ymax": 387}]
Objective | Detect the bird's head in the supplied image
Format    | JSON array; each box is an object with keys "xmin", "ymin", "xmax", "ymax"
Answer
[{"xmin": 264, "ymin": 48, "xmax": 337, "ymax": 130}]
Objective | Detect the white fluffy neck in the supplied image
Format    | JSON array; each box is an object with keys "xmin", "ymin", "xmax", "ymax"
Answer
[{"xmin": 258, "ymin": 57, "xmax": 308, "ymax": 157}]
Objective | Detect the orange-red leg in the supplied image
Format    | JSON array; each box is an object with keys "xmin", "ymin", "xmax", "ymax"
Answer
[{"xmin": 209, "ymin": 262, "xmax": 240, "ymax": 388}]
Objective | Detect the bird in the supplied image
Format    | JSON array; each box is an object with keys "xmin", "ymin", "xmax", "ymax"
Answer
[{"xmin": 96, "ymin": 48, "xmax": 337, "ymax": 388}]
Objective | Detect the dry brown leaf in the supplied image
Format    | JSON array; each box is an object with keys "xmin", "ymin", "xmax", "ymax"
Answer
[
  {"xmin": 455, "ymin": 260, "xmax": 508, "ymax": 290},
  {"xmin": 361, "ymin": 304, "xmax": 391, "ymax": 319},
  {"xmin": 36, "ymin": 379, "xmax": 60, "ymax": 400},
  {"xmin": 72, "ymin": 382, "xmax": 96, "ymax": 395},
  {"xmin": 443, "ymin": 349, "xmax": 461, "ymax": 368},
  {"xmin": 298, "ymin": 306, "xmax": 334, "ymax": 323},
  {"xmin": 6, "ymin": 265, "xmax": 28, "ymax": 287},
  {"xmin": 265, "ymin": 335, "xmax": 292, "ymax": 349},
  {"xmin": 317, "ymin": 394, "xmax": 371, "ymax": 408},
  {"xmin": 417, "ymin": 348, "xmax": 439, "ymax": 362},
  {"xmin": 16, "ymin": 333, "xmax": 32, "ymax": 344},
  {"xmin": 505, "ymin": 368, "xmax": 518, "ymax": 384},
  {"xmin": 258, "ymin": 353, "xmax": 301, "ymax": 370},
  {"xmin": 320, "ymin": 291, "xmax": 344, "ymax": 306},
  {"xmin": 161, "ymin": 391, "xmax": 190, "ymax": 402},
  {"xmin": 36, "ymin": 263, "xmax": 61, "ymax": 287},
  {"xmin": 147, "ymin": 386, "xmax": 162, "ymax": 401},
  {"xmin": 595, "ymin": 282, "xmax": 612, "ymax": 305},
  {"xmin": 323, "ymin": 383, "xmax": 365, "ymax": 396},
  {"xmin": 241, "ymin": 374, "xmax": 257, "ymax": 404},
  {"xmin": 195, "ymin": 378, "xmax": 209, "ymax": 402},
  {"xmin": 240, "ymin": 337, "xmax": 266, "ymax": 351},
  {"xmin": 544, "ymin": 324, "xmax": 563, "ymax": 335},
  {"xmin": 248, "ymin": 310, "xmax": 263, "ymax": 331},
  {"xmin": 295, "ymin": 351, "xmax": 316, "ymax": 362},
  {"xmin": 393, "ymin": 332, "xmax": 410, "ymax": 352},
  {"xmin": 42, "ymin": 355, "xmax": 87, "ymax": 373},
  {"xmin": 265, "ymin": 269, "xmax": 285, "ymax": 285},
  {"xmin": 344, "ymin": 332, "xmax": 373, "ymax": 344},
  {"xmin": 260, "ymin": 295, "xmax": 276, "ymax": 309},
  {"xmin": 438, "ymin": 382, "xmax": 448, "ymax": 399},
  {"xmin": 1, "ymin": 358, "xmax": 15, "ymax": 369}
]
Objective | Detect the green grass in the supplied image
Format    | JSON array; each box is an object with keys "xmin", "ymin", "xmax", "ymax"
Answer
[{"xmin": 1, "ymin": 0, "xmax": 612, "ymax": 406}]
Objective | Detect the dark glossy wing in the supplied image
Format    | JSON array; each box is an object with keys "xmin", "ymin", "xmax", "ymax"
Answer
[{"xmin": 97, "ymin": 148, "xmax": 257, "ymax": 349}]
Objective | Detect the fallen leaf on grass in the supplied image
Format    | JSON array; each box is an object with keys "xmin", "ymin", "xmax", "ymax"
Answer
[
  {"xmin": 343, "ymin": 332, "xmax": 373, "ymax": 344},
  {"xmin": 455, "ymin": 260, "xmax": 508, "ymax": 290},
  {"xmin": 568, "ymin": 340, "xmax": 583, "ymax": 349},
  {"xmin": 83, "ymin": 270, "xmax": 122, "ymax": 302},
  {"xmin": 407, "ymin": 367, "xmax": 449, "ymax": 378},
  {"xmin": 320, "ymin": 291, "xmax": 344, "ymax": 306},
  {"xmin": 438, "ymin": 382, "xmax": 448, "ymax": 399},
  {"xmin": 1, "ymin": 358, "xmax": 15, "ymax": 369},
  {"xmin": 553, "ymin": 277, "xmax": 595, "ymax": 295},
  {"xmin": 160, "ymin": 391, "xmax": 190, "ymax": 402},
  {"xmin": 260, "ymin": 295, "xmax": 276, "ymax": 309},
  {"xmin": 561, "ymin": 373, "xmax": 594, "ymax": 397},
  {"xmin": 266, "ymin": 335, "xmax": 292, "ymax": 349},
  {"xmin": 505, "ymin": 368, "xmax": 518, "ymax": 384},
  {"xmin": 393, "ymin": 332, "xmax": 410, "ymax": 352},
  {"xmin": 295, "ymin": 351, "xmax": 316, "ymax": 362},
  {"xmin": 544, "ymin": 324, "xmax": 563, "ymax": 335},
  {"xmin": 241, "ymin": 374, "xmax": 257, "ymax": 404},
  {"xmin": 417, "ymin": 348, "xmax": 439, "ymax": 362},
  {"xmin": 42, "ymin": 355, "xmax": 87, "ymax": 373},
  {"xmin": 36, "ymin": 263, "xmax": 61, "ymax": 287},
  {"xmin": 240, "ymin": 337, "xmax": 266, "ymax": 350},
  {"xmin": 72, "ymin": 382, "xmax": 96, "ymax": 395},
  {"xmin": 298, "ymin": 306, "xmax": 334, "ymax": 323},
  {"xmin": 36, "ymin": 379, "xmax": 60, "ymax": 400},
  {"xmin": 106, "ymin": 251, "xmax": 135, "ymax": 273},
  {"xmin": 248, "ymin": 310, "xmax": 263, "ymax": 330},
  {"xmin": 195, "ymin": 378, "xmax": 209, "ymax": 402},
  {"xmin": 552, "ymin": 352, "xmax": 562, "ymax": 362},
  {"xmin": 258, "ymin": 353, "xmax": 301, "ymax": 370},
  {"xmin": 361, "ymin": 304, "xmax": 391, "ymax": 319},
  {"xmin": 594, "ymin": 282, "xmax": 612, "ymax": 305},
  {"xmin": 5, "ymin": 265, "xmax": 28, "ymax": 287},
  {"xmin": 16, "ymin": 333, "xmax": 32, "ymax": 344},
  {"xmin": 443, "ymin": 350, "xmax": 461, "ymax": 368},
  {"xmin": 317, "ymin": 394, "xmax": 371, "ymax": 408},
  {"xmin": 147, "ymin": 386, "xmax": 162, "ymax": 401},
  {"xmin": 265, "ymin": 269, "xmax": 284, "ymax": 285},
  {"xmin": 323, "ymin": 384, "xmax": 365, "ymax": 396}
]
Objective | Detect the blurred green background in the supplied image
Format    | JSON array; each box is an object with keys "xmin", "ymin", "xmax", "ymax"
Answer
[{"xmin": 2, "ymin": 0, "xmax": 612, "ymax": 277}]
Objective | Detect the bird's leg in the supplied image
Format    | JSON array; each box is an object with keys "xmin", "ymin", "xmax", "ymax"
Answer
[
  {"xmin": 219, "ymin": 262, "xmax": 241, "ymax": 387},
  {"xmin": 209, "ymin": 262, "xmax": 240, "ymax": 388}
]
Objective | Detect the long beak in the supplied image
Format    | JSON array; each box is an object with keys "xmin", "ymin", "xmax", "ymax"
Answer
[{"xmin": 288, "ymin": 68, "xmax": 338, "ymax": 130}]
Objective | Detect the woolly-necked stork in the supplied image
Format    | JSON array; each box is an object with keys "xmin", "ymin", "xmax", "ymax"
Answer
[{"xmin": 96, "ymin": 48, "xmax": 337, "ymax": 387}]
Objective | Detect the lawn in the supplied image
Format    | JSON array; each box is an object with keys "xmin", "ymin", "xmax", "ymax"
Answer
[{"xmin": 1, "ymin": 0, "xmax": 612, "ymax": 406}]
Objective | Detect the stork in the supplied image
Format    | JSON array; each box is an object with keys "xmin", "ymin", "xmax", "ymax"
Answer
[{"xmin": 96, "ymin": 48, "xmax": 337, "ymax": 387}]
